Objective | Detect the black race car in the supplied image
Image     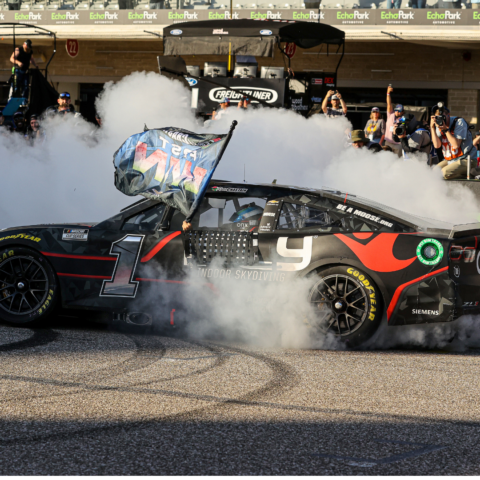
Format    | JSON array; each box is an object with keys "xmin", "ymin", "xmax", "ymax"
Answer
[{"xmin": 0, "ymin": 180, "xmax": 479, "ymax": 345}]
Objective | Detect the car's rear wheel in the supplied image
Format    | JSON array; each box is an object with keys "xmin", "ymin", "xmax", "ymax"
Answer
[
  {"xmin": 0, "ymin": 246, "xmax": 58, "ymax": 326},
  {"xmin": 308, "ymin": 265, "xmax": 382, "ymax": 347}
]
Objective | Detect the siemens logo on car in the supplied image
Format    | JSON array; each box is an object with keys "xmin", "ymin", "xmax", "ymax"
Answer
[
  {"xmin": 170, "ymin": 29, "xmax": 182, "ymax": 35},
  {"xmin": 260, "ymin": 29, "xmax": 273, "ymax": 35},
  {"xmin": 412, "ymin": 309, "xmax": 439, "ymax": 315}
]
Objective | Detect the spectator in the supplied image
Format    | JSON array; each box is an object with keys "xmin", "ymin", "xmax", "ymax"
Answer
[
  {"xmin": 385, "ymin": 86, "xmax": 404, "ymax": 158},
  {"xmin": 243, "ymin": 97, "xmax": 250, "ymax": 109},
  {"xmin": 397, "ymin": 116, "xmax": 434, "ymax": 164},
  {"xmin": 351, "ymin": 130, "xmax": 372, "ymax": 149},
  {"xmin": 237, "ymin": 99, "xmax": 244, "ymax": 109},
  {"xmin": 409, "ymin": 0, "xmax": 426, "ymax": 6},
  {"xmin": 45, "ymin": 92, "xmax": 77, "ymax": 117},
  {"xmin": 364, "ymin": 107, "xmax": 385, "ymax": 145},
  {"xmin": 322, "ymin": 90, "xmax": 347, "ymax": 118},
  {"xmin": 13, "ymin": 112, "xmax": 27, "ymax": 135},
  {"xmin": 9, "ymin": 40, "xmax": 37, "ymax": 99},
  {"xmin": 95, "ymin": 112, "xmax": 102, "ymax": 127},
  {"xmin": 212, "ymin": 98, "xmax": 230, "ymax": 120},
  {"xmin": 0, "ymin": 110, "xmax": 4, "ymax": 127},
  {"xmin": 25, "ymin": 114, "xmax": 45, "ymax": 145},
  {"xmin": 472, "ymin": 0, "xmax": 480, "ymax": 8},
  {"xmin": 431, "ymin": 105, "xmax": 477, "ymax": 179},
  {"xmin": 387, "ymin": 0, "xmax": 401, "ymax": 7}
]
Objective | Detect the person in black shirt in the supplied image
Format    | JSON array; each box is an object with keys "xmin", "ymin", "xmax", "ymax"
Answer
[
  {"xmin": 9, "ymin": 40, "xmax": 37, "ymax": 98},
  {"xmin": 44, "ymin": 92, "xmax": 77, "ymax": 118}
]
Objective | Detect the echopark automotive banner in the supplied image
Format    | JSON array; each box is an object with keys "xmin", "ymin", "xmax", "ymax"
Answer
[
  {"xmin": 113, "ymin": 127, "xmax": 230, "ymax": 222},
  {"xmin": 0, "ymin": 9, "xmax": 474, "ymax": 26}
]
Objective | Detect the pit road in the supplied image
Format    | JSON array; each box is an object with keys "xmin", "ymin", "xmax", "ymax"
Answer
[{"xmin": 0, "ymin": 317, "xmax": 479, "ymax": 475}]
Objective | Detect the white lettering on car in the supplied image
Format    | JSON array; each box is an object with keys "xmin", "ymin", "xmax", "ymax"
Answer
[{"xmin": 276, "ymin": 236, "xmax": 313, "ymax": 271}]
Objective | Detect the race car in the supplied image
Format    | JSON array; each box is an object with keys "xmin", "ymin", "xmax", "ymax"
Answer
[{"xmin": 0, "ymin": 180, "xmax": 479, "ymax": 346}]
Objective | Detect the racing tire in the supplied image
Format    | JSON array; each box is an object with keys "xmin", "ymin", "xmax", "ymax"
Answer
[
  {"xmin": 308, "ymin": 265, "xmax": 383, "ymax": 348},
  {"xmin": 0, "ymin": 246, "xmax": 58, "ymax": 326}
]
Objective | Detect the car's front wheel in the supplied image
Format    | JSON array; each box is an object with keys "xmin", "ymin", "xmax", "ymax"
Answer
[
  {"xmin": 0, "ymin": 246, "xmax": 58, "ymax": 326},
  {"xmin": 308, "ymin": 265, "xmax": 382, "ymax": 347}
]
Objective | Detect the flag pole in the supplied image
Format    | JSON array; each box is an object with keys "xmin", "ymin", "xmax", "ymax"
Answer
[{"xmin": 183, "ymin": 120, "xmax": 238, "ymax": 228}]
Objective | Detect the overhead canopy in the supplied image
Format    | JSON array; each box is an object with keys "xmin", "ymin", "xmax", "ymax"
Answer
[{"xmin": 163, "ymin": 19, "xmax": 345, "ymax": 57}]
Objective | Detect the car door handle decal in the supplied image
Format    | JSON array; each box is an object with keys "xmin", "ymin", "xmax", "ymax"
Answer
[
  {"xmin": 141, "ymin": 231, "xmax": 182, "ymax": 263},
  {"xmin": 100, "ymin": 234, "xmax": 144, "ymax": 297}
]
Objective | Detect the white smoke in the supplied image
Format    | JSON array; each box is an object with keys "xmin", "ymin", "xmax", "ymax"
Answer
[{"xmin": 1, "ymin": 71, "xmax": 480, "ymax": 350}]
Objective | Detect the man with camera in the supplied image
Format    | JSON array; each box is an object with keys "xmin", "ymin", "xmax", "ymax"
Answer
[
  {"xmin": 396, "ymin": 116, "xmax": 435, "ymax": 164},
  {"xmin": 431, "ymin": 103, "xmax": 477, "ymax": 179}
]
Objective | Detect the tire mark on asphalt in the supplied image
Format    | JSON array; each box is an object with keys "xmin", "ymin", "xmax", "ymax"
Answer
[
  {"xmin": 0, "ymin": 329, "xmax": 60, "ymax": 353},
  {"xmin": 0, "ymin": 336, "xmax": 227, "ymax": 406},
  {"xmin": 0, "ymin": 340, "xmax": 301, "ymax": 446}
]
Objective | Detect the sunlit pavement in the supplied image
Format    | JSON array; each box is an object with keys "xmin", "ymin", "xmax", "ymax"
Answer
[{"xmin": 0, "ymin": 316, "xmax": 479, "ymax": 475}]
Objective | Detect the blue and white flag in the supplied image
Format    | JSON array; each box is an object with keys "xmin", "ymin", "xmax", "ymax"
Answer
[{"xmin": 114, "ymin": 124, "xmax": 236, "ymax": 222}]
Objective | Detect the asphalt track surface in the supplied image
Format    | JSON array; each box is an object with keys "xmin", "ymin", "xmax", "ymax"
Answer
[{"xmin": 0, "ymin": 315, "xmax": 480, "ymax": 475}]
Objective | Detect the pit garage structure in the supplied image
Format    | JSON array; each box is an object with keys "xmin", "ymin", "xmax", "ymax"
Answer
[{"xmin": 160, "ymin": 19, "xmax": 345, "ymax": 116}]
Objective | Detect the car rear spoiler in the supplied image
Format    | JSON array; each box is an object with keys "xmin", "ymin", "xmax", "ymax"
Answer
[{"xmin": 449, "ymin": 223, "xmax": 480, "ymax": 239}]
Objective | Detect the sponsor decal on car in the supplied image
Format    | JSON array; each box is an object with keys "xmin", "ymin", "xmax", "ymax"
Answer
[
  {"xmin": 37, "ymin": 289, "xmax": 55, "ymax": 315},
  {"xmin": 62, "ymin": 229, "xmax": 89, "ymax": 241},
  {"xmin": 211, "ymin": 186, "xmax": 248, "ymax": 193},
  {"xmin": 0, "ymin": 250, "xmax": 14, "ymax": 262},
  {"xmin": 347, "ymin": 267, "xmax": 377, "ymax": 320},
  {"xmin": 0, "ymin": 233, "xmax": 41, "ymax": 243},
  {"xmin": 336, "ymin": 204, "xmax": 394, "ymax": 228},
  {"xmin": 213, "ymin": 28, "xmax": 229, "ymax": 34},
  {"xmin": 186, "ymin": 77, "xmax": 198, "ymax": 87},
  {"xmin": 260, "ymin": 29, "xmax": 273, "ymax": 35},
  {"xmin": 263, "ymin": 212, "xmax": 276, "ymax": 217},
  {"xmin": 412, "ymin": 309, "xmax": 439, "ymax": 315},
  {"xmin": 197, "ymin": 267, "xmax": 285, "ymax": 282},
  {"xmin": 463, "ymin": 301, "xmax": 479, "ymax": 307},
  {"xmin": 267, "ymin": 200, "xmax": 279, "ymax": 204},
  {"xmin": 416, "ymin": 238, "xmax": 444, "ymax": 266},
  {"xmin": 453, "ymin": 264, "xmax": 461, "ymax": 277},
  {"xmin": 170, "ymin": 29, "xmax": 182, "ymax": 35}
]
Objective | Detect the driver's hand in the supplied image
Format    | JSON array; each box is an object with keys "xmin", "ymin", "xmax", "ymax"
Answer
[
  {"xmin": 387, "ymin": 86, "xmax": 393, "ymax": 94},
  {"xmin": 182, "ymin": 221, "xmax": 192, "ymax": 232},
  {"xmin": 327, "ymin": 90, "xmax": 335, "ymax": 97}
]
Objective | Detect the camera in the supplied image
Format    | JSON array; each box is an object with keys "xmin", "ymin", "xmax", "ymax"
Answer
[
  {"xmin": 433, "ymin": 102, "xmax": 447, "ymax": 126},
  {"xmin": 394, "ymin": 116, "xmax": 407, "ymax": 136}
]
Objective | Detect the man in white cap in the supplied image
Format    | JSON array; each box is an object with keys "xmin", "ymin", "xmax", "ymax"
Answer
[{"xmin": 322, "ymin": 90, "xmax": 347, "ymax": 119}]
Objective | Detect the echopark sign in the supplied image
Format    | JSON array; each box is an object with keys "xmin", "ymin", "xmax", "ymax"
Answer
[{"xmin": 209, "ymin": 86, "xmax": 278, "ymax": 103}]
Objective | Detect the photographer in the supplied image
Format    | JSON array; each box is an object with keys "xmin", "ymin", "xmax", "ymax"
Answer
[
  {"xmin": 396, "ymin": 116, "xmax": 435, "ymax": 164},
  {"xmin": 322, "ymin": 90, "xmax": 347, "ymax": 118},
  {"xmin": 431, "ymin": 104, "xmax": 477, "ymax": 179}
]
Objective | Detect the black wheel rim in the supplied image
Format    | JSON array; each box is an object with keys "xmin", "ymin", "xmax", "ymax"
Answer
[
  {"xmin": 0, "ymin": 256, "xmax": 48, "ymax": 316},
  {"xmin": 309, "ymin": 274, "xmax": 368, "ymax": 336}
]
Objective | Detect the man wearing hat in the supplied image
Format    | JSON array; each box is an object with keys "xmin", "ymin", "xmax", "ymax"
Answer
[
  {"xmin": 212, "ymin": 97, "xmax": 230, "ymax": 120},
  {"xmin": 9, "ymin": 39, "xmax": 37, "ymax": 98},
  {"xmin": 350, "ymin": 130, "xmax": 372, "ymax": 149},
  {"xmin": 322, "ymin": 89, "xmax": 347, "ymax": 119},
  {"xmin": 385, "ymin": 85, "xmax": 404, "ymax": 158}
]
